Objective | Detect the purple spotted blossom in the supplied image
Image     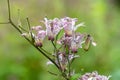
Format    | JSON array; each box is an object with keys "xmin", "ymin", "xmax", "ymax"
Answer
[
  {"xmin": 57, "ymin": 33, "xmax": 85, "ymax": 53},
  {"xmin": 59, "ymin": 35, "xmax": 72, "ymax": 46},
  {"xmin": 44, "ymin": 18, "xmax": 62, "ymax": 41},
  {"xmin": 61, "ymin": 17, "xmax": 84, "ymax": 37},
  {"xmin": 70, "ymin": 33, "xmax": 85, "ymax": 53},
  {"xmin": 61, "ymin": 17, "xmax": 77, "ymax": 37},
  {"xmin": 31, "ymin": 26, "xmax": 46, "ymax": 47},
  {"xmin": 78, "ymin": 71, "xmax": 111, "ymax": 80},
  {"xmin": 34, "ymin": 30, "xmax": 46, "ymax": 47}
]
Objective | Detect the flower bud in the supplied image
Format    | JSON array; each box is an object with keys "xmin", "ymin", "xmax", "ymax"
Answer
[
  {"xmin": 84, "ymin": 34, "xmax": 91, "ymax": 51},
  {"xmin": 34, "ymin": 39, "xmax": 42, "ymax": 47},
  {"xmin": 31, "ymin": 26, "xmax": 42, "ymax": 31},
  {"xmin": 21, "ymin": 33, "xmax": 28, "ymax": 37},
  {"xmin": 71, "ymin": 48, "xmax": 78, "ymax": 53},
  {"xmin": 71, "ymin": 41, "xmax": 78, "ymax": 53},
  {"xmin": 48, "ymin": 36, "xmax": 54, "ymax": 41}
]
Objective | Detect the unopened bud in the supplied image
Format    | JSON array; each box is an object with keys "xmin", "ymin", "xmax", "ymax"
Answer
[
  {"xmin": 48, "ymin": 36, "xmax": 54, "ymax": 41},
  {"xmin": 21, "ymin": 33, "xmax": 29, "ymax": 37},
  {"xmin": 84, "ymin": 34, "xmax": 91, "ymax": 51},
  {"xmin": 71, "ymin": 48, "xmax": 78, "ymax": 53},
  {"xmin": 31, "ymin": 26, "xmax": 42, "ymax": 31},
  {"xmin": 34, "ymin": 39, "xmax": 43, "ymax": 47}
]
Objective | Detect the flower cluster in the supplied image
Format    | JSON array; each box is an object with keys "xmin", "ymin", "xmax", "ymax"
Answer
[
  {"xmin": 22, "ymin": 17, "xmax": 99, "ymax": 79},
  {"xmin": 31, "ymin": 17, "xmax": 87, "ymax": 48},
  {"xmin": 78, "ymin": 71, "xmax": 111, "ymax": 80},
  {"xmin": 25, "ymin": 17, "xmax": 96, "ymax": 71}
]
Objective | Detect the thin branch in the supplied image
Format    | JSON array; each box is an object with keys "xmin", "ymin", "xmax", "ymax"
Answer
[
  {"xmin": 40, "ymin": 47, "xmax": 52, "ymax": 55},
  {"xmin": 26, "ymin": 17, "xmax": 31, "ymax": 30},
  {"xmin": 7, "ymin": 0, "xmax": 11, "ymax": 21},
  {"xmin": 67, "ymin": 55, "xmax": 71, "ymax": 78},
  {"xmin": 64, "ymin": 46, "xmax": 71, "ymax": 79},
  {"xmin": 18, "ymin": 25, "xmax": 29, "ymax": 32},
  {"xmin": 55, "ymin": 30, "xmax": 62, "ymax": 45},
  {"xmin": 17, "ymin": 9, "xmax": 28, "ymax": 32},
  {"xmin": 6, "ymin": 0, "xmax": 59, "ymax": 70},
  {"xmin": 0, "ymin": 22, "xmax": 10, "ymax": 24},
  {"xmin": 51, "ymin": 41, "xmax": 57, "ymax": 50},
  {"xmin": 10, "ymin": 21, "xmax": 22, "ymax": 33},
  {"xmin": 51, "ymin": 41, "xmax": 62, "ymax": 72},
  {"xmin": 48, "ymin": 71, "xmax": 58, "ymax": 76},
  {"xmin": 26, "ymin": 17, "xmax": 34, "ymax": 42},
  {"xmin": 7, "ymin": 0, "xmax": 22, "ymax": 33}
]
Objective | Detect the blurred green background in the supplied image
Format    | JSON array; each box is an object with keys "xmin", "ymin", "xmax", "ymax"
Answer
[{"xmin": 0, "ymin": 0, "xmax": 120, "ymax": 80}]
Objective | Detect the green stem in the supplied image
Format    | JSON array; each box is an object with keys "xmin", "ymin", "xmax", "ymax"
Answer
[
  {"xmin": 40, "ymin": 47, "xmax": 52, "ymax": 55},
  {"xmin": 0, "ymin": 22, "xmax": 10, "ymax": 24},
  {"xmin": 18, "ymin": 25, "xmax": 29, "ymax": 32},
  {"xmin": 51, "ymin": 41, "xmax": 57, "ymax": 50},
  {"xmin": 51, "ymin": 41, "xmax": 61, "ymax": 67},
  {"xmin": 67, "ymin": 55, "xmax": 71, "ymax": 78},
  {"xmin": 7, "ymin": 0, "xmax": 59, "ymax": 70},
  {"xmin": 7, "ymin": 0, "xmax": 11, "ymax": 21},
  {"xmin": 26, "ymin": 17, "xmax": 34, "ymax": 42},
  {"xmin": 55, "ymin": 30, "xmax": 61, "ymax": 45},
  {"xmin": 48, "ymin": 71, "xmax": 58, "ymax": 76},
  {"xmin": 51, "ymin": 41, "xmax": 69, "ymax": 80},
  {"xmin": 26, "ymin": 17, "xmax": 31, "ymax": 30}
]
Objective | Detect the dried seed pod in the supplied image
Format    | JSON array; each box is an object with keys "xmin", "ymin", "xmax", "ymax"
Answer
[{"xmin": 84, "ymin": 34, "xmax": 92, "ymax": 51}]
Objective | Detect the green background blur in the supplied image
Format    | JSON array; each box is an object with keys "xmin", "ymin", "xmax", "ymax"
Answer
[{"xmin": 0, "ymin": 0, "xmax": 120, "ymax": 80}]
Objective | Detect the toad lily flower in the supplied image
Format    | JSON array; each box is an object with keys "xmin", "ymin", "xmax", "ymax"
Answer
[
  {"xmin": 61, "ymin": 17, "xmax": 84, "ymax": 37},
  {"xmin": 78, "ymin": 71, "xmax": 111, "ymax": 80},
  {"xmin": 32, "ymin": 26, "xmax": 46, "ymax": 47},
  {"xmin": 34, "ymin": 30, "xmax": 46, "ymax": 47},
  {"xmin": 44, "ymin": 18, "xmax": 62, "ymax": 41},
  {"xmin": 58, "ymin": 33, "xmax": 85, "ymax": 53},
  {"xmin": 60, "ymin": 35, "xmax": 72, "ymax": 46},
  {"xmin": 70, "ymin": 33, "xmax": 85, "ymax": 53}
]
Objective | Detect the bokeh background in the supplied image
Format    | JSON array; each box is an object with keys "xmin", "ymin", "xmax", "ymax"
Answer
[{"xmin": 0, "ymin": 0, "xmax": 120, "ymax": 80}]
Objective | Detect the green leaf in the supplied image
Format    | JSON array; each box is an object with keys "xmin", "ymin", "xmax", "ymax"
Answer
[{"xmin": 70, "ymin": 73, "xmax": 81, "ymax": 80}]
